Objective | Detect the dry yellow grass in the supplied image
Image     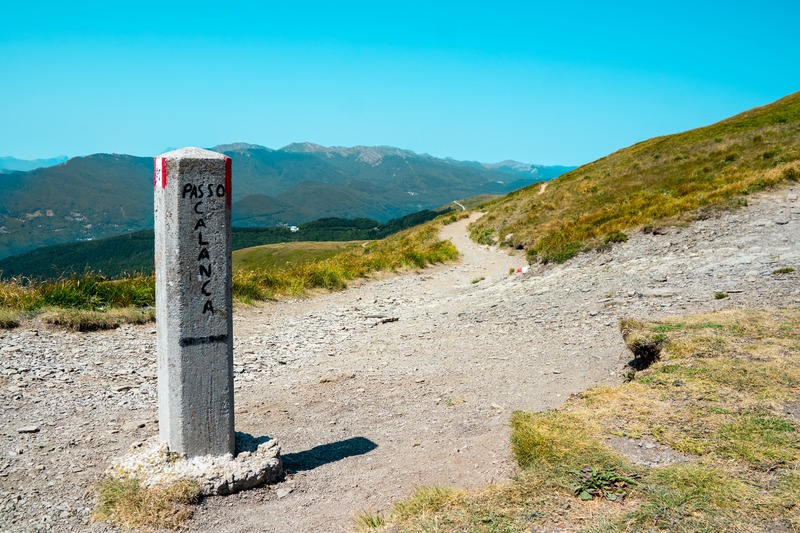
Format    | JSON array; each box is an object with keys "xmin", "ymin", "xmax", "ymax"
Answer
[{"xmin": 93, "ymin": 477, "xmax": 200, "ymax": 531}]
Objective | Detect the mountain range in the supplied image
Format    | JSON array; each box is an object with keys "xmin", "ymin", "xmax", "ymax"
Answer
[
  {"xmin": 0, "ymin": 155, "xmax": 68, "ymax": 173},
  {"xmin": 0, "ymin": 143, "xmax": 573, "ymax": 259}
]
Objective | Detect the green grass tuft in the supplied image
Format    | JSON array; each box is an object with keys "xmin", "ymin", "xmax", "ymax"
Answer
[
  {"xmin": 623, "ymin": 464, "xmax": 757, "ymax": 531},
  {"xmin": 716, "ymin": 414, "xmax": 798, "ymax": 467},
  {"xmin": 538, "ymin": 240, "xmax": 585, "ymax": 264},
  {"xmin": 354, "ymin": 510, "xmax": 387, "ymax": 530},
  {"xmin": 391, "ymin": 486, "xmax": 462, "ymax": 524},
  {"xmin": 39, "ymin": 307, "xmax": 155, "ymax": 331},
  {"xmin": 604, "ymin": 230, "xmax": 629, "ymax": 244},
  {"xmin": 510, "ymin": 411, "xmax": 625, "ymax": 471}
]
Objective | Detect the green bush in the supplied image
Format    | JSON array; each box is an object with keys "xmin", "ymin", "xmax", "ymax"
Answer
[
  {"xmin": 471, "ymin": 228, "xmax": 496, "ymax": 245},
  {"xmin": 538, "ymin": 241, "xmax": 584, "ymax": 264},
  {"xmin": 604, "ymin": 231, "xmax": 629, "ymax": 244}
]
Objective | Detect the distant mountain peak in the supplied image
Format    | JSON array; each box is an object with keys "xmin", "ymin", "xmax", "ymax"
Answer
[
  {"xmin": 280, "ymin": 142, "xmax": 328, "ymax": 153},
  {"xmin": 482, "ymin": 160, "xmax": 541, "ymax": 174},
  {"xmin": 280, "ymin": 142, "xmax": 421, "ymax": 166},
  {"xmin": 212, "ymin": 142, "xmax": 272, "ymax": 153}
]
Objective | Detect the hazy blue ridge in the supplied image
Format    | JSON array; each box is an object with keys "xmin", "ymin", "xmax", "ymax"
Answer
[{"xmin": 0, "ymin": 155, "xmax": 68, "ymax": 172}]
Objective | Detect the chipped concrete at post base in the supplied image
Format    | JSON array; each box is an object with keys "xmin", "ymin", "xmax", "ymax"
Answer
[
  {"xmin": 154, "ymin": 147, "xmax": 235, "ymax": 458},
  {"xmin": 105, "ymin": 433, "xmax": 283, "ymax": 496}
]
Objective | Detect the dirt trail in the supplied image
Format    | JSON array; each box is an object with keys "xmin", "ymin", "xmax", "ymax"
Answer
[
  {"xmin": 194, "ymin": 214, "xmax": 538, "ymax": 531},
  {"xmin": 1, "ymin": 186, "xmax": 798, "ymax": 532}
]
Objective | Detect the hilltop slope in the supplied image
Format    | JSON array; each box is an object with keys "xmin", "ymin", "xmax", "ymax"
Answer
[
  {"xmin": 0, "ymin": 154, "xmax": 154, "ymax": 258},
  {"xmin": 471, "ymin": 92, "xmax": 800, "ymax": 261}
]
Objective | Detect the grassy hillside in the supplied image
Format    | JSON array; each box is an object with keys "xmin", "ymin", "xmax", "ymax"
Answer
[
  {"xmin": 232, "ymin": 241, "xmax": 367, "ymax": 272},
  {"xmin": 0, "ymin": 154, "xmax": 154, "ymax": 258},
  {"xmin": 471, "ymin": 92, "xmax": 800, "ymax": 263},
  {"xmin": 0, "ymin": 216, "xmax": 459, "ymax": 329}
]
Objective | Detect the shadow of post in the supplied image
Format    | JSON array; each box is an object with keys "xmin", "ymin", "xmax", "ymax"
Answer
[
  {"xmin": 235, "ymin": 431, "xmax": 276, "ymax": 453},
  {"xmin": 282, "ymin": 436, "xmax": 378, "ymax": 473}
]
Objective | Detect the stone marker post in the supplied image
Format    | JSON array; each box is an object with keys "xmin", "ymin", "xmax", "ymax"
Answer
[{"xmin": 154, "ymin": 147, "xmax": 235, "ymax": 458}]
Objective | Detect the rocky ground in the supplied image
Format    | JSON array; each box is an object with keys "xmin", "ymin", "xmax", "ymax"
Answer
[{"xmin": 1, "ymin": 185, "xmax": 798, "ymax": 532}]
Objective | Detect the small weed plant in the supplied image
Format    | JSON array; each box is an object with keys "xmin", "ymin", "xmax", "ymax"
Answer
[
  {"xmin": 569, "ymin": 466, "xmax": 639, "ymax": 501},
  {"xmin": 354, "ymin": 510, "xmax": 386, "ymax": 530}
]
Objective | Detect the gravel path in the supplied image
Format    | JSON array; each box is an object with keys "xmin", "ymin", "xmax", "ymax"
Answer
[{"xmin": 1, "ymin": 185, "xmax": 798, "ymax": 532}]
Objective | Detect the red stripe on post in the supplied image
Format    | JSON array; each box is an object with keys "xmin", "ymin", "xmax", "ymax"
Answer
[
  {"xmin": 224, "ymin": 157, "xmax": 232, "ymax": 209},
  {"xmin": 153, "ymin": 157, "xmax": 168, "ymax": 189}
]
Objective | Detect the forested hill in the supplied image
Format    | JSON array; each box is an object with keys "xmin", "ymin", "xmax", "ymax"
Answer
[{"xmin": 0, "ymin": 209, "xmax": 447, "ymax": 280}]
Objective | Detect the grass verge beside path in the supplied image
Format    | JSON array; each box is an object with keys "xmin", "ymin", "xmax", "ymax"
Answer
[
  {"xmin": 376, "ymin": 308, "xmax": 800, "ymax": 532},
  {"xmin": 232, "ymin": 223, "xmax": 458, "ymax": 303},
  {"xmin": 0, "ymin": 220, "xmax": 459, "ymax": 330}
]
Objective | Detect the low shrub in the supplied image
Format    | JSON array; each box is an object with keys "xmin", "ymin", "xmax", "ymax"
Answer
[
  {"xmin": 537, "ymin": 241, "xmax": 584, "ymax": 264},
  {"xmin": 0, "ymin": 309, "xmax": 21, "ymax": 329},
  {"xmin": 604, "ymin": 230, "xmax": 629, "ymax": 244}
]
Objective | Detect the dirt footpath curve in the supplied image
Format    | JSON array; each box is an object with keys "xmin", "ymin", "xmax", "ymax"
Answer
[{"xmin": 0, "ymin": 185, "xmax": 798, "ymax": 532}]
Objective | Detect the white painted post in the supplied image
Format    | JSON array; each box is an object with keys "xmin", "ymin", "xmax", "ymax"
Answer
[{"xmin": 154, "ymin": 147, "xmax": 235, "ymax": 457}]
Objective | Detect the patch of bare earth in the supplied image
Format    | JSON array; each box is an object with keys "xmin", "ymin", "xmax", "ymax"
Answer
[{"xmin": 0, "ymin": 185, "xmax": 798, "ymax": 532}]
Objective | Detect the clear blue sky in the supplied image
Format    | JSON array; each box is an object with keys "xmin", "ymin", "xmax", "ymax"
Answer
[{"xmin": 2, "ymin": 1, "xmax": 798, "ymax": 166}]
